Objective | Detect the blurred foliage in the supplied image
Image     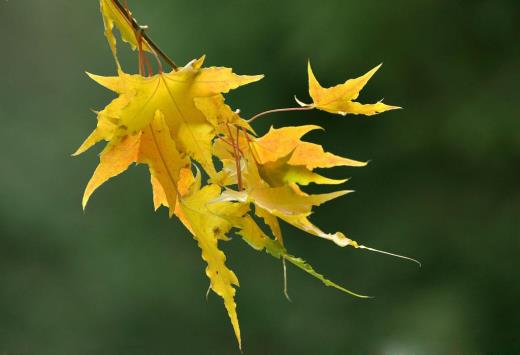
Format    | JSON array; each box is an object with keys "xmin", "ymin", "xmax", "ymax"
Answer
[{"xmin": 0, "ymin": 0, "xmax": 519, "ymax": 354}]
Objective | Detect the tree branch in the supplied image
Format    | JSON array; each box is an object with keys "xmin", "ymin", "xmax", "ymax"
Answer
[{"xmin": 112, "ymin": 0, "xmax": 179, "ymax": 71}]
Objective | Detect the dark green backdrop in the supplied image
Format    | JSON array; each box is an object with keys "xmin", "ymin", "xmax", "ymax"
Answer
[{"xmin": 1, "ymin": 0, "xmax": 519, "ymax": 354}]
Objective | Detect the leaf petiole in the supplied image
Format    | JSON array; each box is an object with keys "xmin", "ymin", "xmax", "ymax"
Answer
[{"xmin": 247, "ymin": 106, "xmax": 314, "ymax": 123}]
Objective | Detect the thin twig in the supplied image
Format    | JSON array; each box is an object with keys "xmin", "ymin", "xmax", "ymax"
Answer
[
  {"xmin": 226, "ymin": 124, "xmax": 243, "ymax": 191},
  {"xmin": 247, "ymin": 106, "xmax": 314, "ymax": 123},
  {"xmin": 112, "ymin": 0, "xmax": 179, "ymax": 70}
]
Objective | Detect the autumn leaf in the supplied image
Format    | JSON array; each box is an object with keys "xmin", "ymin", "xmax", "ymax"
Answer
[
  {"xmin": 252, "ymin": 125, "xmax": 366, "ymax": 168},
  {"xmin": 251, "ymin": 125, "xmax": 366, "ymax": 187},
  {"xmin": 74, "ymin": 57, "xmax": 262, "ymax": 214},
  {"xmin": 297, "ymin": 62, "xmax": 401, "ymax": 116},
  {"xmin": 217, "ymin": 185, "xmax": 354, "ymax": 247},
  {"xmin": 75, "ymin": 57, "xmax": 261, "ymax": 176},
  {"xmin": 179, "ymin": 183, "xmax": 247, "ymax": 349}
]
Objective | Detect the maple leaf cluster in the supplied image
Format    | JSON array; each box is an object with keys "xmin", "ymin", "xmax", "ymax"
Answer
[{"xmin": 75, "ymin": 0, "xmax": 410, "ymax": 349}]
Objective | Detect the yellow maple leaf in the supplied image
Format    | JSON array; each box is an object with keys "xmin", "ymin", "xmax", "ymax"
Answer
[
  {"xmin": 75, "ymin": 57, "xmax": 262, "ymax": 176},
  {"xmin": 251, "ymin": 125, "xmax": 366, "ymax": 187},
  {"xmin": 298, "ymin": 62, "xmax": 401, "ymax": 116},
  {"xmin": 179, "ymin": 184, "xmax": 248, "ymax": 349},
  {"xmin": 252, "ymin": 125, "xmax": 367, "ymax": 168},
  {"xmin": 218, "ymin": 184, "xmax": 354, "ymax": 247}
]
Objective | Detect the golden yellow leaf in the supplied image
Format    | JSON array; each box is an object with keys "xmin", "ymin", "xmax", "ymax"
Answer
[
  {"xmin": 76, "ymin": 58, "xmax": 262, "ymax": 177},
  {"xmin": 302, "ymin": 62, "xmax": 401, "ymax": 116},
  {"xmin": 270, "ymin": 183, "xmax": 338, "ymax": 209},
  {"xmin": 250, "ymin": 185, "xmax": 354, "ymax": 246},
  {"xmin": 253, "ymin": 125, "xmax": 367, "ymax": 169},
  {"xmin": 244, "ymin": 125, "xmax": 360, "ymax": 188},
  {"xmin": 180, "ymin": 184, "xmax": 247, "ymax": 349},
  {"xmin": 258, "ymin": 151, "xmax": 348, "ymax": 187},
  {"xmin": 217, "ymin": 184, "xmax": 354, "ymax": 247}
]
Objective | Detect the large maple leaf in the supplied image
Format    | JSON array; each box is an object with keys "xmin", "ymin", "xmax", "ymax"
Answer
[{"xmin": 74, "ymin": 57, "xmax": 262, "ymax": 215}]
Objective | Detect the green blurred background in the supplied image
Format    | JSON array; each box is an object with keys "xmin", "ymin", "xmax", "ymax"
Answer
[{"xmin": 1, "ymin": 0, "xmax": 519, "ymax": 354}]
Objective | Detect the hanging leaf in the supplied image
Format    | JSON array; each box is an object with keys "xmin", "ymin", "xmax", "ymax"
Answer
[{"xmin": 297, "ymin": 62, "xmax": 401, "ymax": 116}]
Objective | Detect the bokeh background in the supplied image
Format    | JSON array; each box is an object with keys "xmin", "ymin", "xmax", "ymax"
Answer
[{"xmin": 1, "ymin": 0, "xmax": 519, "ymax": 354}]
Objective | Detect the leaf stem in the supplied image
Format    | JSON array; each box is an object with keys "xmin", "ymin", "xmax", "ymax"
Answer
[
  {"xmin": 247, "ymin": 106, "xmax": 314, "ymax": 123},
  {"xmin": 225, "ymin": 124, "xmax": 243, "ymax": 191},
  {"xmin": 112, "ymin": 0, "xmax": 179, "ymax": 71}
]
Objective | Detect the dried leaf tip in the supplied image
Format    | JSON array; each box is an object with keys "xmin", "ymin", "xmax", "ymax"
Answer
[{"xmin": 351, "ymin": 241, "xmax": 422, "ymax": 267}]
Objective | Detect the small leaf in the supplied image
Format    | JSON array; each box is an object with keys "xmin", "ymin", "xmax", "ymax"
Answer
[
  {"xmin": 303, "ymin": 61, "xmax": 401, "ymax": 116},
  {"xmin": 253, "ymin": 125, "xmax": 367, "ymax": 169}
]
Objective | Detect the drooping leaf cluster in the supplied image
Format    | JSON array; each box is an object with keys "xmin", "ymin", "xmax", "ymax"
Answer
[{"xmin": 75, "ymin": 0, "xmax": 411, "ymax": 349}]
